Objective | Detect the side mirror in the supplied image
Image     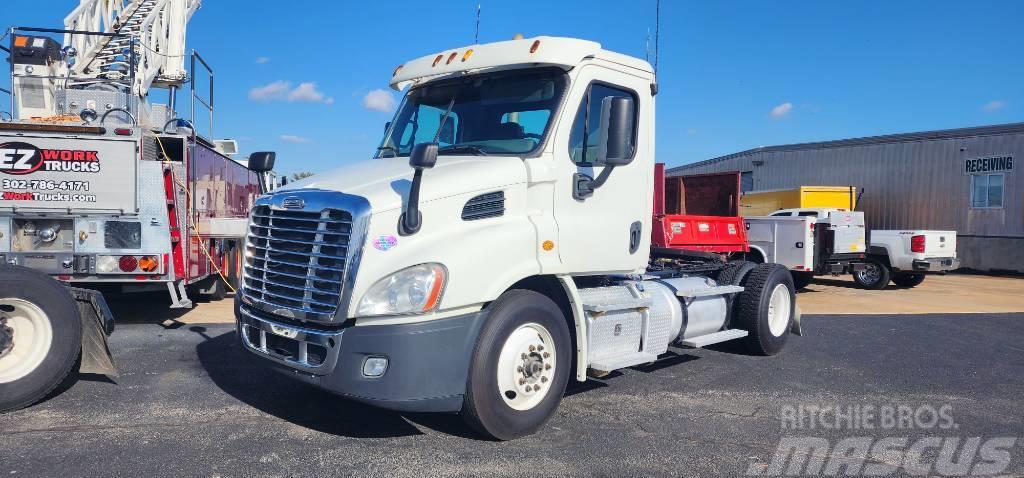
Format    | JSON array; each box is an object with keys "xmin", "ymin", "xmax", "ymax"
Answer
[
  {"xmin": 248, "ymin": 151, "xmax": 276, "ymax": 172},
  {"xmin": 596, "ymin": 96, "xmax": 635, "ymax": 166},
  {"xmin": 409, "ymin": 142, "xmax": 438, "ymax": 170}
]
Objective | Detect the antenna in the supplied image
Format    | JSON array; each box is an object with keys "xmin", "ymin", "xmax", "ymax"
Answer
[
  {"xmin": 654, "ymin": 0, "xmax": 660, "ymax": 75},
  {"xmin": 645, "ymin": 28, "xmax": 651, "ymax": 63},
  {"xmin": 475, "ymin": 4, "xmax": 481, "ymax": 44}
]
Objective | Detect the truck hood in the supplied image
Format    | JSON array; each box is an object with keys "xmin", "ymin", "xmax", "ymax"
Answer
[{"xmin": 278, "ymin": 156, "xmax": 527, "ymax": 212}]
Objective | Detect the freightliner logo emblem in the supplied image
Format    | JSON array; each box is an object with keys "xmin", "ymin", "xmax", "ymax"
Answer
[{"xmin": 281, "ymin": 196, "xmax": 304, "ymax": 209}]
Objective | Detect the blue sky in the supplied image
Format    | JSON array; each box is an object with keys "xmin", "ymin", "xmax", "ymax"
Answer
[{"xmin": 4, "ymin": 1, "xmax": 1022, "ymax": 177}]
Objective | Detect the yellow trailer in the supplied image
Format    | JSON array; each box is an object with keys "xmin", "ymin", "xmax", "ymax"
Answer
[{"xmin": 740, "ymin": 186, "xmax": 858, "ymax": 216}]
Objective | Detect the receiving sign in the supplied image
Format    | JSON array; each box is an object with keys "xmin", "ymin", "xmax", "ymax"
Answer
[{"xmin": 964, "ymin": 155, "xmax": 1013, "ymax": 174}]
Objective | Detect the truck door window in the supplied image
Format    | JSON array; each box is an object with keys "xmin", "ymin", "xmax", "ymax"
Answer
[
  {"xmin": 798, "ymin": 211, "xmax": 819, "ymax": 217},
  {"xmin": 568, "ymin": 83, "xmax": 638, "ymax": 164}
]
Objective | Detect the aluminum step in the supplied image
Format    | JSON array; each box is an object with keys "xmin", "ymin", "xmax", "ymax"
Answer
[
  {"xmin": 679, "ymin": 329, "xmax": 748, "ymax": 348},
  {"xmin": 582, "ymin": 296, "xmax": 652, "ymax": 313},
  {"xmin": 675, "ymin": 285, "xmax": 744, "ymax": 298},
  {"xmin": 589, "ymin": 352, "xmax": 659, "ymax": 372}
]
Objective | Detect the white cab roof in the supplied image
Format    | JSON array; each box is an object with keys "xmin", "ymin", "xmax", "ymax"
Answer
[{"xmin": 389, "ymin": 36, "xmax": 653, "ymax": 91}]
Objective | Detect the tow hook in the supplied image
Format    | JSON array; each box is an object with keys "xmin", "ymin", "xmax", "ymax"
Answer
[{"xmin": 0, "ymin": 316, "xmax": 13, "ymax": 358}]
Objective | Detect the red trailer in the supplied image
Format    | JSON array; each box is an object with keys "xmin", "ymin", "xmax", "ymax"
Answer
[{"xmin": 652, "ymin": 163, "xmax": 748, "ymax": 254}]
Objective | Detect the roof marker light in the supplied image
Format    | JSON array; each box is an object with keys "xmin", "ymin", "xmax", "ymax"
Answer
[
  {"xmin": 432, "ymin": 54, "xmax": 444, "ymax": 67},
  {"xmin": 530, "ymin": 40, "xmax": 541, "ymax": 53},
  {"xmin": 461, "ymin": 49, "xmax": 473, "ymax": 62},
  {"xmin": 392, "ymin": 64, "xmax": 403, "ymax": 77},
  {"xmin": 446, "ymin": 52, "xmax": 458, "ymax": 65}
]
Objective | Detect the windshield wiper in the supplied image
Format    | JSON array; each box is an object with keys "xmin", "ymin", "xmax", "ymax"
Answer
[{"xmin": 438, "ymin": 145, "xmax": 489, "ymax": 156}]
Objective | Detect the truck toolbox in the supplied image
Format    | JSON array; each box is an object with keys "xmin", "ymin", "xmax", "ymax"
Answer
[{"xmin": 740, "ymin": 185, "xmax": 858, "ymax": 217}]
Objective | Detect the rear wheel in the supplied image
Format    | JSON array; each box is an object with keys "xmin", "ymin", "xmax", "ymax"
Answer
[
  {"xmin": 461, "ymin": 290, "xmax": 571, "ymax": 440},
  {"xmin": 892, "ymin": 273, "xmax": 926, "ymax": 288},
  {"xmin": 735, "ymin": 263, "xmax": 795, "ymax": 356},
  {"xmin": 0, "ymin": 266, "xmax": 82, "ymax": 413},
  {"xmin": 791, "ymin": 271, "xmax": 814, "ymax": 290},
  {"xmin": 852, "ymin": 259, "xmax": 891, "ymax": 290}
]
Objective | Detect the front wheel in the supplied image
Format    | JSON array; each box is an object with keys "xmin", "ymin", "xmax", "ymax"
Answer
[
  {"xmin": 0, "ymin": 266, "xmax": 82, "ymax": 413},
  {"xmin": 461, "ymin": 290, "xmax": 571, "ymax": 440},
  {"xmin": 852, "ymin": 259, "xmax": 891, "ymax": 290}
]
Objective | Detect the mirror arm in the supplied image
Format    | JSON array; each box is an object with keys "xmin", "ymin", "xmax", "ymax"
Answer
[
  {"xmin": 399, "ymin": 168, "xmax": 424, "ymax": 235},
  {"xmin": 573, "ymin": 165, "xmax": 615, "ymax": 200}
]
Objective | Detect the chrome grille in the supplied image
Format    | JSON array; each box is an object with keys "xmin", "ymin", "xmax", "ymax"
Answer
[{"xmin": 243, "ymin": 205, "xmax": 352, "ymax": 316}]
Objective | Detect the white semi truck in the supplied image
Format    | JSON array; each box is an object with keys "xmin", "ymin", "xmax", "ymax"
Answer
[{"xmin": 235, "ymin": 37, "xmax": 801, "ymax": 440}]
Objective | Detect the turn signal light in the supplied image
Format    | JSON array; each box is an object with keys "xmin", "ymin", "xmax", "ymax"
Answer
[{"xmin": 138, "ymin": 255, "xmax": 159, "ymax": 272}]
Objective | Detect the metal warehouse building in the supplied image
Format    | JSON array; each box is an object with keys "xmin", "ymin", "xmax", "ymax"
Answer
[{"xmin": 668, "ymin": 123, "xmax": 1023, "ymax": 273}]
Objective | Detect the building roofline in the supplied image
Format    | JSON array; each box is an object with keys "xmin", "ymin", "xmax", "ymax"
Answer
[{"xmin": 668, "ymin": 122, "xmax": 1024, "ymax": 173}]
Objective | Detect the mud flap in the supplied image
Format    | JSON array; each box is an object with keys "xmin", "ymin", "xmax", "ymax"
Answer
[
  {"xmin": 67, "ymin": 287, "xmax": 118, "ymax": 377},
  {"xmin": 791, "ymin": 304, "xmax": 803, "ymax": 336}
]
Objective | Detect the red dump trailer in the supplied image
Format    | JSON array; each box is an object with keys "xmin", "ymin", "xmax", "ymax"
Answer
[{"xmin": 651, "ymin": 163, "xmax": 748, "ymax": 254}]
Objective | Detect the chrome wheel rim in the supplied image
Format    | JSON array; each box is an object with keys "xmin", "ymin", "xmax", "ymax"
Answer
[
  {"xmin": 0, "ymin": 299, "xmax": 54, "ymax": 384},
  {"xmin": 496, "ymin": 322, "xmax": 556, "ymax": 411},
  {"xmin": 857, "ymin": 263, "xmax": 881, "ymax": 285}
]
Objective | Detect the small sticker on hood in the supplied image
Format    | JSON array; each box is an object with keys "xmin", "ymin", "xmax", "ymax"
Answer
[{"xmin": 373, "ymin": 235, "xmax": 398, "ymax": 251}]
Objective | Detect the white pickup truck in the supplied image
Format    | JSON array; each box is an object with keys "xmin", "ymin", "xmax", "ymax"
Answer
[
  {"xmin": 766, "ymin": 208, "xmax": 959, "ymax": 289},
  {"xmin": 857, "ymin": 230, "xmax": 960, "ymax": 289}
]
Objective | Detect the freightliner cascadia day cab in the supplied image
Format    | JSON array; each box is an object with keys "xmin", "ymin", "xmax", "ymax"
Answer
[{"xmin": 236, "ymin": 37, "xmax": 801, "ymax": 440}]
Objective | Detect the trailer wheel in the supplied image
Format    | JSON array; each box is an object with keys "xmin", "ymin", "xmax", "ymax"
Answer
[
  {"xmin": 0, "ymin": 266, "xmax": 82, "ymax": 413},
  {"xmin": 461, "ymin": 290, "xmax": 571, "ymax": 440},
  {"xmin": 735, "ymin": 263, "xmax": 795, "ymax": 356},
  {"xmin": 852, "ymin": 259, "xmax": 891, "ymax": 290},
  {"xmin": 892, "ymin": 273, "xmax": 925, "ymax": 288},
  {"xmin": 791, "ymin": 271, "xmax": 814, "ymax": 290}
]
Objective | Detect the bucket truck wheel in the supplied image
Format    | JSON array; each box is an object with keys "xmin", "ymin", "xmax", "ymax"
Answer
[
  {"xmin": 852, "ymin": 259, "xmax": 891, "ymax": 290},
  {"xmin": 461, "ymin": 290, "xmax": 571, "ymax": 440},
  {"xmin": 892, "ymin": 273, "xmax": 926, "ymax": 288},
  {"xmin": 791, "ymin": 272, "xmax": 814, "ymax": 290},
  {"xmin": 735, "ymin": 263, "xmax": 795, "ymax": 356},
  {"xmin": 0, "ymin": 266, "xmax": 82, "ymax": 413}
]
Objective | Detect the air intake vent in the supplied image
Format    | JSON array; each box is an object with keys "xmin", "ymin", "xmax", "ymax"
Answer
[{"xmin": 462, "ymin": 191, "xmax": 505, "ymax": 220}]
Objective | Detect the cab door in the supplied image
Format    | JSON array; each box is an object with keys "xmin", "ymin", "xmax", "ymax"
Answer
[{"xmin": 551, "ymin": 65, "xmax": 653, "ymax": 274}]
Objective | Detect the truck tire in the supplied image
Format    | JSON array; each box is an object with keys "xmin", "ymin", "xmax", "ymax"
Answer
[
  {"xmin": 791, "ymin": 271, "xmax": 814, "ymax": 290},
  {"xmin": 461, "ymin": 289, "xmax": 571, "ymax": 440},
  {"xmin": 715, "ymin": 260, "xmax": 757, "ymax": 286},
  {"xmin": 892, "ymin": 273, "xmax": 926, "ymax": 288},
  {"xmin": 852, "ymin": 259, "xmax": 891, "ymax": 290},
  {"xmin": 0, "ymin": 266, "xmax": 82, "ymax": 413},
  {"xmin": 735, "ymin": 263, "xmax": 795, "ymax": 356}
]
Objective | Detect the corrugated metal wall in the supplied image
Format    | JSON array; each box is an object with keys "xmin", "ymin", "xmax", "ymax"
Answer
[{"xmin": 671, "ymin": 130, "xmax": 1024, "ymax": 272}]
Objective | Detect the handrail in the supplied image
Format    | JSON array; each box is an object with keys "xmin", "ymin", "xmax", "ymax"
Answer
[{"xmin": 190, "ymin": 50, "xmax": 213, "ymax": 139}]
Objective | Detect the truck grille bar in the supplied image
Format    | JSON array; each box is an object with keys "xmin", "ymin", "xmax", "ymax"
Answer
[{"xmin": 242, "ymin": 205, "xmax": 353, "ymax": 317}]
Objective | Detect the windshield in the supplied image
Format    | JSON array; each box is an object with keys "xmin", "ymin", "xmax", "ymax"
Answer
[{"xmin": 376, "ymin": 68, "xmax": 568, "ymax": 158}]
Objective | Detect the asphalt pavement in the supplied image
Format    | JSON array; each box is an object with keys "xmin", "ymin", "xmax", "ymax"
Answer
[{"xmin": 1, "ymin": 313, "xmax": 1022, "ymax": 477}]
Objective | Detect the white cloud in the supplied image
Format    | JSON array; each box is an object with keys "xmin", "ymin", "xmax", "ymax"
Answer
[
  {"xmin": 769, "ymin": 102, "xmax": 793, "ymax": 119},
  {"xmin": 255, "ymin": 56, "xmax": 270, "ymax": 64},
  {"xmin": 249, "ymin": 81, "xmax": 333, "ymax": 104},
  {"xmin": 288, "ymin": 82, "xmax": 334, "ymax": 104},
  {"xmin": 249, "ymin": 81, "xmax": 291, "ymax": 101},
  {"xmin": 363, "ymin": 89, "xmax": 397, "ymax": 112},
  {"xmin": 279, "ymin": 134, "xmax": 311, "ymax": 144},
  {"xmin": 982, "ymin": 100, "xmax": 1006, "ymax": 111}
]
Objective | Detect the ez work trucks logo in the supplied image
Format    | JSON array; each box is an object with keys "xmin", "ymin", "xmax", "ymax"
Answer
[{"xmin": 0, "ymin": 142, "xmax": 102, "ymax": 175}]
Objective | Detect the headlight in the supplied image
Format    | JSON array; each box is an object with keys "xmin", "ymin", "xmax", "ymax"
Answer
[{"xmin": 356, "ymin": 263, "xmax": 447, "ymax": 316}]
